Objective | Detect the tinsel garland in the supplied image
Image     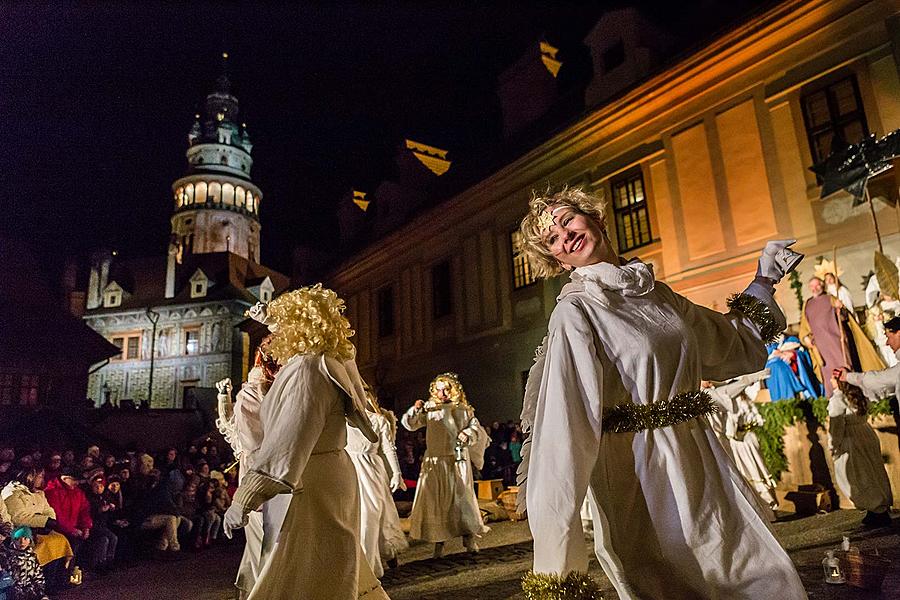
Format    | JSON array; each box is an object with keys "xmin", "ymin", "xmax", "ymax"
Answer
[
  {"xmin": 603, "ymin": 391, "xmax": 716, "ymax": 434},
  {"xmin": 726, "ymin": 293, "xmax": 781, "ymax": 343},
  {"xmin": 522, "ymin": 571, "xmax": 604, "ymax": 600}
]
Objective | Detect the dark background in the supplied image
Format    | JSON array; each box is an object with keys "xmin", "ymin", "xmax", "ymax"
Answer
[{"xmin": 0, "ymin": 1, "xmax": 767, "ymax": 277}]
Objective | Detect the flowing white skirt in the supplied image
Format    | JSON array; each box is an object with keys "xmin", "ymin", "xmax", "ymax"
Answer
[
  {"xmin": 409, "ymin": 455, "xmax": 487, "ymax": 542},
  {"xmin": 349, "ymin": 450, "xmax": 409, "ymax": 578}
]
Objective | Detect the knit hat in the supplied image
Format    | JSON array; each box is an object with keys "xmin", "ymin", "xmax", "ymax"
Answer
[{"xmin": 11, "ymin": 526, "xmax": 32, "ymax": 541}]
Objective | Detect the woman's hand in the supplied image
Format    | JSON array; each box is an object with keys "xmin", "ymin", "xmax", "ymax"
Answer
[{"xmin": 414, "ymin": 399, "xmax": 425, "ymax": 410}]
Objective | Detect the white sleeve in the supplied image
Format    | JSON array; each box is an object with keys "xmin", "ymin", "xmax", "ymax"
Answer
[
  {"xmin": 378, "ymin": 415, "xmax": 403, "ymax": 479},
  {"xmin": 401, "ymin": 405, "xmax": 427, "ymax": 431},
  {"xmin": 845, "ymin": 364, "xmax": 899, "ymax": 399},
  {"xmin": 527, "ymin": 302, "xmax": 604, "ymax": 576}
]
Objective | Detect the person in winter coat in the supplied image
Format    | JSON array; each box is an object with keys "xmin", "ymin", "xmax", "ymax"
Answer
[
  {"xmin": 5, "ymin": 526, "xmax": 48, "ymax": 600},
  {"xmin": 44, "ymin": 467, "xmax": 92, "ymax": 570}
]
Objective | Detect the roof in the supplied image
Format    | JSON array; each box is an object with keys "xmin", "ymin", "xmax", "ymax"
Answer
[{"xmin": 87, "ymin": 251, "xmax": 290, "ymax": 314}]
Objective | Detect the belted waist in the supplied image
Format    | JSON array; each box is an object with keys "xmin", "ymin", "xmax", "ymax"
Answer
[{"xmin": 603, "ymin": 390, "xmax": 715, "ymax": 433}]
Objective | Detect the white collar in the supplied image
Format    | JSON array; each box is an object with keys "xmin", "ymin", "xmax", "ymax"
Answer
[{"xmin": 571, "ymin": 258, "xmax": 655, "ymax": 297}]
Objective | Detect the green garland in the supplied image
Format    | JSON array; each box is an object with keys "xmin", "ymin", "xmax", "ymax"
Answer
[
  {"xmin": 789, "ymin": 270, "xmax": 804, "ymax": 316},
  {"xmin": 603, "ymin": 391, "xmax": 716, "ymax": 433},
  {"xmin": 756, "ymin": 399, "xmax": 804, "ymax": 481},
  {"xmin": 522, "ymin": 571, "xmax": 604, "ymax": 600},
  {"xmin": 726, "ymin": 293, "xmax": 781, "ymax": 343},
  {"xmin": 868, "ymin": 397, "xmax": 893, "ymax": 418},
  {"xmin": 809, "ymin": 396, "xmax": 829, "ymax": 426}
]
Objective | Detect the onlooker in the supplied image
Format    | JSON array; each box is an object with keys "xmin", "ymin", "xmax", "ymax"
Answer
[
  {"xmin": 195, "ymin": 480, "xmax": 220, "ymax": 548},
  {"xmin": 135, "ymin": 471, "xmax": 191, "ymax": 557},
  {"xmin": 85, "ymin": 475, "xmax": 118, "ymax": 572},
  {"xmin": 6, "ymin": 526, "xmax": 48, "ymax": 600},
  {"xmin": 44, "ymin": 468, "xmax": 93, "ymax": 570}
]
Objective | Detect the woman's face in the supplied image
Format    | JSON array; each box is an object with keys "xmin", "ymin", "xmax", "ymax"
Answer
[
  {"xmin": 108, "ymin": 481, "xmax": 121, "ymax": 494},
  {"xmin": 91, "ymin": 480, "xmax": 105, "ymax": 495},
  {"xmin": 543, "ymin": 205, "xmax": 608, "ymax": 270},
  {"xmin": 32, "ymin": 471, "xmax": 45, "ymax": 490},
  {"xmin": 825, "ymin": 273, "xmax": 836, "ymax": 285}
]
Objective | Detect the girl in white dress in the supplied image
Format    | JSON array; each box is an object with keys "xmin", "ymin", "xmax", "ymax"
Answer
[
  {"xmin": 516, "ymin": 187, "xmax": 807, "ymax": 599},
  {"xmin": 401, "ymin": 373, "xmax": 489, "ymax": 559},
  {"xmin": 347, "ymin": 386, "xmax": 409, "ymax": 577},
  {"xmin": 827, "ymin": 378, "xmax": 893, "ymax": 528},
  {"xmin": 222, "ymin": 285, "xmax": 389, "ymax": 600}
]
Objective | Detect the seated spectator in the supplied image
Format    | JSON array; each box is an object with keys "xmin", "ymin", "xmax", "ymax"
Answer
[
  {"xmin": 205, "ymin": 445, "xmax": 221, "ymax": 471},
  {"xmin": 194, "ymin": 480, "xmax": 219, "ymax": 548},
  {"xmin": 103, "ymin": 476, "xmax": 133, "ymax": 563},
  {"xmin": 101, "ymin": 455, "xmax": 117, "ymax": 477},
  {"xmin": 509, "ymin": 431, "xmax": 523, "ymax": 465},
  {"xmin": 2, "ymin": 468, "xmax": 73, "ymax": 591},
  {"xmin": 178, "ymin": 476, "xmax": 202, "ymax": 550},
  {"xmin": 44, "ymin": 468, "xmax": 93, "ymax": 571},
  {"xmin": 6, "ymin": 526, "xmax": 48, "ymax": 600},
  {"xmin": 84, "ymin": 475, "xmax": 117, "ymax": 572},
  {"xmin": 43, "ymin": 454, "xmax": 62, "ymax": 484},
  {"xmin": 0, "ymin": 448, "xmax": 15, "ymax": 487},
  {"xmin": 195, "ymin": 460, "xmax": 211, "ymax": 480},
  {"xmin": 158, "ymin": 448, "xmax": 178, "ymax": 477},
  {"xmin": 61, "ymin": 451, "xmax": 76, "ymax": 470},
  {"xmin": 134, "ymin": 470, "xmax": 191, "ymax": 557}
]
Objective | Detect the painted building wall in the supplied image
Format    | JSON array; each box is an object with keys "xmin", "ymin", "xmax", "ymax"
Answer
[
  {"xmin": 85, "ymin": 301, "xmax": 248, "ymax": 408},
  {"xmin": 328, "ymin": 0, "xmax": 900, "ymax": 422}
]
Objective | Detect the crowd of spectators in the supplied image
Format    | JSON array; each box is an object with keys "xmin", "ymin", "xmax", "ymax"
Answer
[{"xmin": 0, "ymin": 439, "xmax": 236, "ymax": 597}]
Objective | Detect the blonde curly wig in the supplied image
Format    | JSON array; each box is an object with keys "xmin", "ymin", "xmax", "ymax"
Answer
[
  {"xmin": 518, "ymin": 186, "xmax": 607, "ymax": 279},
  {"xmin": 265, "ymin": 283, "xmax": 356, "ymax": 363},
  {"xmin": 428, "ymin": 372, "xmax": 469, "ymax": 406}
]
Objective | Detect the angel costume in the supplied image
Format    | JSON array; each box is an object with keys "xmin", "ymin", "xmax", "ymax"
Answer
[
  {"xmin": 706, "ymin": 373, "xmax": 779, "ymax": 518},
  {"xmin": 231, "ymin": 353, "xmax": 387, "ymax": 600},
  {"xmin": 519, "ymin": 259, "xmax": 806, "ymax": 599},
  {"xmin": 401, "ymin": 388, "xmax": 488, "ymax": 547},
  {"xmin": 827, "ymin": 388, "xmax": 893, "ymax": 514},
  {"xmin": 347, "ymin": 409, "xmax": 409, "ymax": 578}
]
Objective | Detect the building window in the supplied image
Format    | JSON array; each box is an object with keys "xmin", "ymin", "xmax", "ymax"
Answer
[
  {"xmin": 191, "ymin": 281, "xmax": 207, "ymax": 298},
  {"xmin": 184, "ymin": 328, "xmax": 200, "ymax": 355},
  {"xmin": 510, "ymin": 229, "xmax": 536, "ymax": 290},
  {"xmin": 261, "ymin": 289, "xmax": 271, "ymax": 302},
  {"xmin": 432, "ymin": 260, "xmax": 453, "ymax": 319},
  {"xmin": 377, "ymin": 286, "xmax": 395, "ymax": 338},
  {"xmin": 801, "ymin": 75, "xmax": 869, "ymax": 166},
  {"xmin": 19, "ymin": 375, "xmax": 38, "ymax": 406},
  {"xmin": 611, "ymin": 171, "xmax": 653, "ymax": 252},
  {"xmin": 104, "ymin": 289, "xmax": 122, "ymax": 308},
  {"xmin": 110, "ymin": 334, "xmax": 141, "ymax": 361}
]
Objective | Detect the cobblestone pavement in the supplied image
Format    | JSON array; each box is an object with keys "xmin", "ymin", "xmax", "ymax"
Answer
[{"xmin": 61, "ymin": 511, "xmax": 899, "ymax": 599}]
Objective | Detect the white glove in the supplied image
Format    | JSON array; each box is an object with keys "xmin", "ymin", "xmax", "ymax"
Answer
[
  {"xmin": 457, "ymin": 431, "xmax": 470, "ymax": 445},
  {"xmin": 223, "ymin": 502, "xmax": 249, "ymax": 539},
  {"xmin": 389, "ymin": 472, "xmax": 407, "ymax": 493},
  {"xmin": 215, "ymin": 378, "xmax": 232, "ymax": 396},
  {"xmin": 756, "ymin": 239, "xmax": 803, "ymax": 284}
]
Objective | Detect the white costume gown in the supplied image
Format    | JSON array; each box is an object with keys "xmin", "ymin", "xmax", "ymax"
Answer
[
  {"xmin": 235, "ymin": 354, "xmax": 389, "ymax": 600},
  {"xmin": 401, "ymin": 401, "xmax": 488, "ymax": 542},
  {"xmin": 707, "ymin": 374, "xmax": 779, "ymax": 518},
  {"xmin": 828, "ymin": 390, "xmax": 893, "ymax": 513},
  {"xmin": 217, "ymin": 367, "xmax": 271, "ymax": 595},
  {"xmin": 520, "ymin": 260, "xmax": 806, "ymax": 599},
  {"xmin": 347, "ymin": 411, "xmax": 409, "ymax": 578}
]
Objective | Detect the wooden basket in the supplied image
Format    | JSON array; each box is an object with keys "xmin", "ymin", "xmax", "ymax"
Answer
[{"xmin": 840, "ymin": 551, "xmax": 891, "ymax": 590}]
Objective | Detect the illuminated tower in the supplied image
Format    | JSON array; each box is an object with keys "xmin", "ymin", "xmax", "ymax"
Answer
[{"xmin": 169, "ymin": 53, "xmax": 262, "ymax": 269}]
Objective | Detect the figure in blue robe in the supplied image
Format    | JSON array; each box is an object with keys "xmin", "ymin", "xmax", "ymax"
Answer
[{"xmin": 765, "ymin": 335, "xmax": 823, "ymax": 401}]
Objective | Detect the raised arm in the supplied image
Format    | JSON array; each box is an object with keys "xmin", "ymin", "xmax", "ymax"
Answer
[
  {"xmin": 844, "ymin": 364, "xmax": 900, "ymax": 400},
  {"xmin": 215, "ymin": 378, "xmax": 241, "ymax": 458},
  {"xmin": 401, "ymin": 402, "xmax": 427, "ymax": 431},
  {"xmin": 527, "ymin": 302, "xmax": 605, "ymax": 577}
]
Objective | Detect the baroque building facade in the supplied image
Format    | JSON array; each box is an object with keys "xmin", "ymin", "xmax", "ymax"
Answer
[
  {"xmin": 83, "ymin": 59, "xmax": 288, "ymax": 408},
  {"xmin": 326, "ymin": 0, "xmax": 900, "ymax": 422}
]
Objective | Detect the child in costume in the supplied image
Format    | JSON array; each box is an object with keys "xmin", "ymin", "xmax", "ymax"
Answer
[{"xmin": 7, "ymin": 527, "xmax": 48, "ymax": 600}]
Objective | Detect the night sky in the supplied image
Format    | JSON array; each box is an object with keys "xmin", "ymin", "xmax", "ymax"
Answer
[{"xmin": 1, "ymin": 1, "xmax": 767, "ymax": 277}]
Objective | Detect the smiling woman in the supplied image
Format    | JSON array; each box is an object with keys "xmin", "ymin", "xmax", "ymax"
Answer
[{"xmin": 516, "ymin": 186, "xmax": 808, "ymax": 599}]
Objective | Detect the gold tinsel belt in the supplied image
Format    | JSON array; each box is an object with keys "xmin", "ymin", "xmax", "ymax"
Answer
[{"xmin": 603, "ymin": 390, "xmax": 716, "ymax": 433}]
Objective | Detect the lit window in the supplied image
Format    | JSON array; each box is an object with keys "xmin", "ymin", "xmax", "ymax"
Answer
[
  {"xmin": 184, "ymin": 329, "xmax": 200, "ymax": 355},
  {"xmin": 223, "ymin": 183, "xmax": 234, "ymax": 205},
  {"xmin": 175, "ymin": 187, "xmax": 184, "ymax": 208},
  {"xmin": 104, "ymin": 290, "xmax": 122, "ymax": 308},
  {"xmin": 185, "ymin": 183, "xmax": 194, "ymax": 204},
  {"xmin": 111, "ymin": 337, "xmax": 124, "ymax": 360},
  {"xmin": 235, "ymin": 186, "xmax": 246, "ymax": 207},
  {"xmin": 195, "ymin": 181, "xmax": 207, "ymax": 204},
  {"xmin": 208, "ymin": 182, "xmax": 222, "ymax": 203},
  {"xmin": 216, "ymin": 112, "xmax": 225, "ymax": 121},
  {"xmin": 510, "ymin": 229, "xmax": 536, "ymax": 290},
  {"xmin": 611, "ymin": 171, "xmax": 653, "ymax": 252},
  {"xmin": 432, "ymin": 260, "xmax": 453, "ymax": 319},
  {"xmin": 801, "ymin": 75, "xmax": 869, "ymax": 167},
  {"xmin": 246, "ymin": 192, "xmax": 254, "ymax": 213},
  {"xmin": 377, "ymin": 286, "xmax": 395, "ymax": 338},
  {"xmin": 127, "ymin": 336, "xmax": 140, "ymax": 360}
]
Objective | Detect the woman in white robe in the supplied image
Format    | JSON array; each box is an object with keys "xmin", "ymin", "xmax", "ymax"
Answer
[
  {"xmin": 516, "ymin": 187, "xmax": 806, "ymax": 599},
  {"xmin": 401, "ymin": 373, "xmax": 488, "ymax": 558},
  {"xmin": 705, "ymin": 373, "xmax": 779, "ymax": 518},
  {"xmin": 827, "ymin": 379, "xmax": 893, "ymax": 527},
  {"xmin": 216, "ymin": 336, "xmax": 281, "ymax": 597},
  {"xmin": 222, "ymin": 285, "xmax": 389, "ymax": 600},
  {"xmin": 347, "ymin": 388, "xmax": 409, "ymax": 578}
]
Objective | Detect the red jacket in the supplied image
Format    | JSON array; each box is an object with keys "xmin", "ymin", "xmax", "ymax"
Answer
[{"xmin": 45, "ymin": 482, "xmax": 92, "ymax": 537}]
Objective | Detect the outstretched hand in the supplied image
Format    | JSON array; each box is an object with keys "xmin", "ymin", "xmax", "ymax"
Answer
[
  {"xmin": 216, "ymin": 378, "xmax": 233, "ymax": 396},
  {"xmin": 223, "ymin": 503, "xmax": 248, "ymax": 539}
]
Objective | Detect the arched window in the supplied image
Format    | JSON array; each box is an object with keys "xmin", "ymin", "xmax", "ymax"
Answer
[
  {"xmin": 235, "ymin": 186, "xmax": 246, "ymax": 208},
  {"xmin": 223, "ymin": 183, "xmax": 234, "ymax": 205},
  {"xmin": 209, "ymin": 182, "xmax": 222, "ymax": 204},
  {"xmin": 246, "ymin": 192, "xmax": 254, "ymax": 213},
  {"xmin": 195, "ymin": 181, "xmax": 207, "ymax": 204},
  {"xmin": 185, "ymin": 183, "xmax": 194, "ymax": 204},
  {"xmin": 174, "ymin": 187, "xmax": 183, "ymax": 208}
]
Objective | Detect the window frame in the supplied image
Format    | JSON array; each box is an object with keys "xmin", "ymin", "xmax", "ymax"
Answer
[
  {"xmin": 610, "ymin": 169, "xmax": 654, "ymax": 253},
  {"xmin": 183, "ymin": 327, "xmax": 201, "ymax": 355},
  {"xmin": 509, "ymin": 228, "xmax": 537, "ymax": 290},
  {"xmin": 800, "ymin": 74, "xmax": 869, "ymax": 168},
  {"xmin": 109, "ymin": 332, "xmax": 142, "ymax": 361}
]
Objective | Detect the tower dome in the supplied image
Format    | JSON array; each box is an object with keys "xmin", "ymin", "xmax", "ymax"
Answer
[{"xmin": 170, "ymin": 52, "xmax": 262, "ymax": 263}]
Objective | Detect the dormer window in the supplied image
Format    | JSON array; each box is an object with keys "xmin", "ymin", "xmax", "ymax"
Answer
[
  {"xmin": 189, "ymin": 268, "xmax": 210, "ymax": 299},
  {"xmin": 261, "ymin": 289, "xmax": 271, "ymax": 302},
  {"xmin": 103, "ymin": 282, "xmax": 124, "ymax": 308}
]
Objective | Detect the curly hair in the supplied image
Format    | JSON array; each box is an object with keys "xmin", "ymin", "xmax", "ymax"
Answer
[
  {"xmin": 265, "ymin": 283, "xmax": 356, "ymax": 363},
  {"xmin": 428, "ymin": 372, "xmax": 469, "ymax": 406},
  {"xmin": 518, "ymin": 186, "xmax": 607, "ymax": 279}
]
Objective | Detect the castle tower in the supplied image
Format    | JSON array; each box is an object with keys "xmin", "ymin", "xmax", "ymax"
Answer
[{"xmin": 170, "ymin": 53, "xmax": 262, "ymax": 265}]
